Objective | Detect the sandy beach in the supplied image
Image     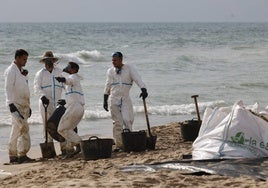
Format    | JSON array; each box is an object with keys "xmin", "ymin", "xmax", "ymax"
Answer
[{"xmin": 0, "ymin": 122, "xmax": 267, "ymax": 187}]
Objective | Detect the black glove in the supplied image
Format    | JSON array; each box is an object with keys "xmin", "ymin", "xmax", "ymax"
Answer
[
  {"xmin": 21, "ymin": 69, "xmax": 28, "ymax": 76},
  {"xmin": 9, "ymin": 103, "xmax": 18, "ymax": 113},
  {"xmin": 103, "ymin": 94, "xmax": 109, "ymax": 112},
  {"xmin": 55, "ymin": 77, "xmax": 66, "ymax": 83},
  {"xmin": 57, "ymin": 99, "xmax": 66, "ymax": 106},
  {"xmin": 139, "ymin": 88, "xmax": 148, "ymax": 100},
  {"xmin": 9, "ymin": 103, "xmax": 24, "ymax": 119},
  {"xmin": 41, "ymin": 96, "xmax": 49, "ymax": 105},
  {"xmin": 29, "ymin": 108, "xmax": 32, "ymax": 118}
]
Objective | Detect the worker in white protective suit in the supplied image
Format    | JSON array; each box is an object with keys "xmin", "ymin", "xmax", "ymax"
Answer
[
  {"xmin": 34, "ymin": 51, "xmax": 68, "ymax": 155},
  {"xmin": 55, "ymin": 62, "xmax": 85, "ymax": 158},
  {"xmin": 4, "ymin": 49, "xmax": 35, "ymax": 164},
  {"xmin": 103, "ymin": 52, "xmax": 148, "ymax": 151}
]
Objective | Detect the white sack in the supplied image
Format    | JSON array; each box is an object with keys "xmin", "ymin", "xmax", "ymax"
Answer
[{"xmin": 192, "ymin": 101, "xmax": 268, "ymax": 160}]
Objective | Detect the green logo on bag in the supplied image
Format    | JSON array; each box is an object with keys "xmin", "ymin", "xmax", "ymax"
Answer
[
  {"xmin": 231, "ymin": 131, "xmax": 260, "ymax": 148},
  {"xmin": 231, "ymin": 132, "xmax": 245, "ymax": 144},
  {"xmin": 230, "ymin": 131, "xmax": 268, "ymax": 156}
]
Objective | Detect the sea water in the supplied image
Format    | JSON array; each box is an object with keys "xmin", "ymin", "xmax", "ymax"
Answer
[{"xmin": 0, "ymin": 22, "xmax": 268, "ymax": 154}]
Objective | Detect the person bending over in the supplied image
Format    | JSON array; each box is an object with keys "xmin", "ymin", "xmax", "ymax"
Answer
[{"xmin": 56, "ymin": 62, "xmax": 85, "ymax": 158}]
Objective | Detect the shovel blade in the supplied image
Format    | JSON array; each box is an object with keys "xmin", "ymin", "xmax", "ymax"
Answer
[
  {"xmin": 146, "ymin": 135, "xmax": 157, "ymax": 150},
  {"xmin": 40, "ymin": 142, "xmax": 56, "ymax": 159}
]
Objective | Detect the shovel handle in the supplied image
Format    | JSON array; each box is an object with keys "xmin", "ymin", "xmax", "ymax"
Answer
[
  {"xmin": 143, "ymin": 98, "xmax": 152, "ymax": 136},
  {"xmin": 191, "ymin": 95, "xmax": 201, "ymax": 126},
  {"xmin": 43, "ymin": 103, "xmax": 48, "ymax": 143}
]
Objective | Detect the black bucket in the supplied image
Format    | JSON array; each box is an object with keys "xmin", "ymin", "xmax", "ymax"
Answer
[
  {"xmin": 180, "ymin": 119, "xmax": 201, "ymax": 141},
  {"xmin": 80, "ymin": 136, "xmax": 114, "ymax": 160},
  {"xmin": 122, "ymin": 129, "xmax": 147, "ymax": 152},
  {"xmin": 40, "ymin": 142, "xmax": 56, "ymax": 159}
]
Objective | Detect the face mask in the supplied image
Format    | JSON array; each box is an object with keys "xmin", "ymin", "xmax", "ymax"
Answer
[
  {"xmin": 45, "ymin": 59, "xmax": 54, "ymax": 69},
  {"xmin": 116, "ymin": 67, "xmax": 121, "ymax": 74}
]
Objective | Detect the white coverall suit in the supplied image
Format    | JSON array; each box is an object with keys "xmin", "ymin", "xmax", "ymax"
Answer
[
  {"xmin": 58, "ymin": 73, "xmax": 85, "ymax": 151},
  {"xmin": 34, "ymin": 66, "xmax": 64, "ymax": 142},
  {"xmin": 4, "ymin": 63, "xmax": 31, "ymax": 157},
  {"xmin": 104, "ymin": 64, "xmax": 146, "ymax": 148}
]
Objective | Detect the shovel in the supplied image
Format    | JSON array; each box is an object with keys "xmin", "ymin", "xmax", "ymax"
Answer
[
  {"xmin": 143, "ymin": 98, "xmax": 157, "ymax": 150},
  {"xmin": 40, "ymin": 103, "xmax": 56, "ymax": 159},
  {"xmin": 191, "ymin": 95, "xmax": 202, "ymax": 126}
]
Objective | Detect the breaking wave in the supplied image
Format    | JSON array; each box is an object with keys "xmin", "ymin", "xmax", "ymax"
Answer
[{"xmin": 83, "ymin": 100, "xmax": 226, "ymax": 121}]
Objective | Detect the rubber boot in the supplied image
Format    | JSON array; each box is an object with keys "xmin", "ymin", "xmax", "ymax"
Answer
[
  {"xmin": 9, "ymin": 156, "xmax": 18, "ymax": 163},
  {"xmin": 18, "ymin": 155, "xmax": 35, "ymax": 164}
]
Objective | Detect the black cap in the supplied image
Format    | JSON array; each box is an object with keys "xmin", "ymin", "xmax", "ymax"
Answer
[
  {"xmin": 63, "ymin": 62, "xmax": 79, "ymax": 74},
  {"xmin": 112, "ymin": 52, "xmax": 123, "ymax": 58}
]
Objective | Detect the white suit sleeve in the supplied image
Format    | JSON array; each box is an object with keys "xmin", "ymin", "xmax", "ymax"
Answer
[
  {"xmin": 34, "ymin": 70, "xmax": 46, "ymax": 97},
  {"xmin": 65, "ymin": 75, "xmax": 75, "ymax": 85},
  {"xmin": 4, "ymin": 68, "xmax": 16, "ymax": 105},
  {"xmin": 104, "ymin": 69, "xmax": 111, "ymax": 95},
  {"xmin": 129, "ymin": 65, "xmax": 146, "ymax": 89},
  {"xmin": 65, "ymin": 74, "xmax": 82, "ymax": 86}
]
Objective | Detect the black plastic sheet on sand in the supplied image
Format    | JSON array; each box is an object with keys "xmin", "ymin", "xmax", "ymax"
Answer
[{"xmin": 121, "ymin": 157, "xmax": 268, "ymax": 180}]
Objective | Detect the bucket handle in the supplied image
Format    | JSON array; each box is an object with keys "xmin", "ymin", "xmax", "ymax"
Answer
[
  {"xmin": 184, "ymin": 118, "xmax": 199, "ymax": 124},
  {"xmin": 122, "ymin": 129, "xmax": 131, "ymax": 133},
  {"xmin": 190, "ymin": 118, "xmax": 201, "ymax": 126},
  {"xmin": 88, "ymin": 136, "xmax": 99, "ymax": 141}
]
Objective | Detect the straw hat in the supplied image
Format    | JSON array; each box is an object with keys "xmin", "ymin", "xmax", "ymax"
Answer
[{"xmin": 39, "ymin": 51, "xmax": 59, "ymax": 63}]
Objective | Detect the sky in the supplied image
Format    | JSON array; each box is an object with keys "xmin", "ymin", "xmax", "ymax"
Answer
[{"xmin": 0, "ymin": 0, "xmax": 267, "ymax": 23}]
